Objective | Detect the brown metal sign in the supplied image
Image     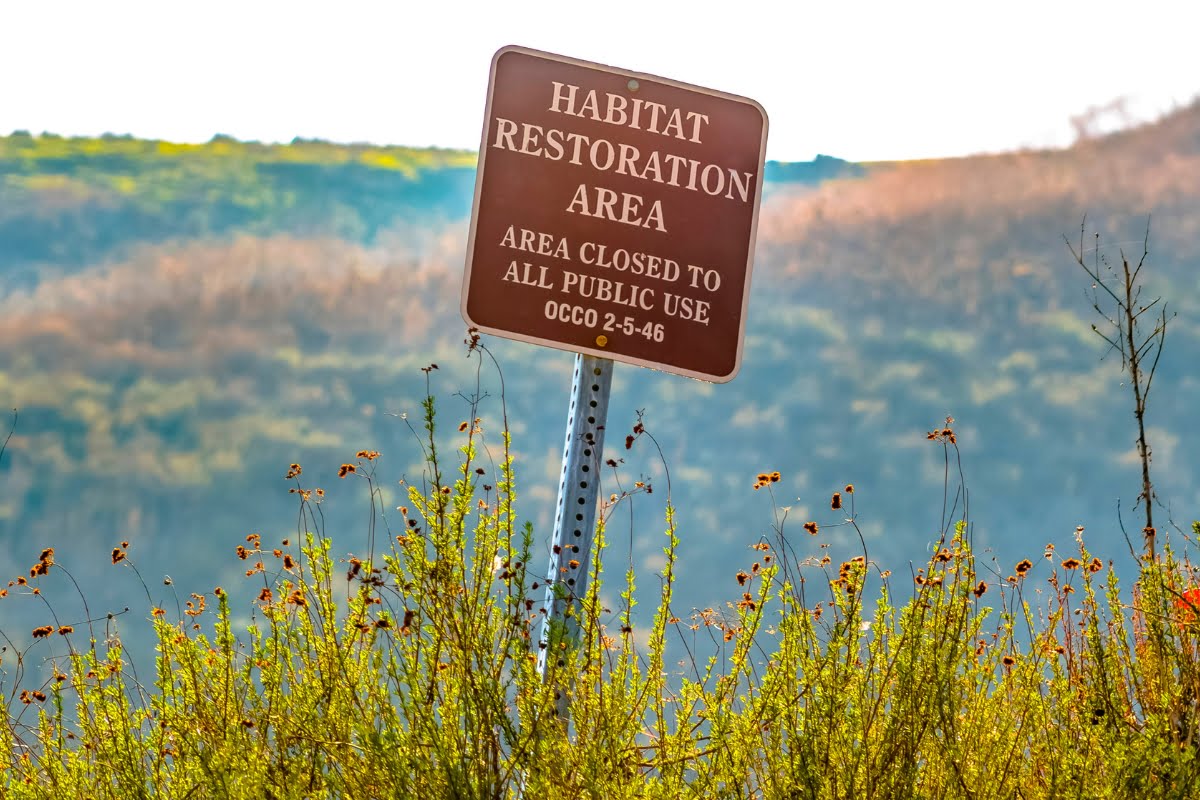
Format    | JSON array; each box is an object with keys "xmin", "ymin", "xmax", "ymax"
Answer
[{"xmin": 461, "ymin": 46, "xmax": 768, "ymax": 383}]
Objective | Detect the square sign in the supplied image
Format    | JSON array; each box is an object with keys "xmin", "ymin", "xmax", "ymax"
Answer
[{"xmin": 461, "ymin": 46, "xmax": 768, "ymax": 383}]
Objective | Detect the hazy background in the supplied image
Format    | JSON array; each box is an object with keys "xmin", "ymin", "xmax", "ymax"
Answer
[{"xmin": 1, "ymin": 1, "xmax": 1198, "ymax": 667}]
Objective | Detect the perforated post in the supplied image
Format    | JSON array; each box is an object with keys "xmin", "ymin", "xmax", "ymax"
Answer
[{"xmin": 536, "ymin": 353, "xmax": 613, "ymax": 719}]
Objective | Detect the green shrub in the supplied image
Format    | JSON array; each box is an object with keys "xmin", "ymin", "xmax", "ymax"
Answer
[{"xmin": 2, "ymin": 368, "xmax": 1199, "ymax": 799}]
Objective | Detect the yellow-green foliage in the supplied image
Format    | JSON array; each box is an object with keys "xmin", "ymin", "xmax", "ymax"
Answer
[
  {"xmin": 3, "ymin": 380, "xmax": 1200, "ymax": 799},
  {"xmin": 1, "ymin": 132, "xmax": 475, "ymax": 185},
  {"xmin": 0, "ymin": 132, "xmax": 479, "ymax": 262}
]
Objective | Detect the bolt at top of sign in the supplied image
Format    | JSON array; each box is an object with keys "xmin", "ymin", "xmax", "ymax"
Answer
[{"xmin": 462, "ymin": 45, "xmax": 768, "ymax": 383}]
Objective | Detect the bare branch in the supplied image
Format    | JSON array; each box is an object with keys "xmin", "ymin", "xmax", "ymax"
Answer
[
  {"xmin": 0, "ymin": 409, "xmax": 15, "ymax": 467},
  {"xmin": 1090, "ymin": 326, "xmax": 1123, "ymax": 354},
  {"xmin": 1067, "ymin": 218, "xmax": 1167, "ymax": 559},
  {"xmin": 1141, "ymin": 306, "xmax": 1171, "ymax": 402}
]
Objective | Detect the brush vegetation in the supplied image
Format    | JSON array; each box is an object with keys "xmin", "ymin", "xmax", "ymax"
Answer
[{"xmin": 2, "ymin": 350, "xmax": 1198, "ymax": 799}]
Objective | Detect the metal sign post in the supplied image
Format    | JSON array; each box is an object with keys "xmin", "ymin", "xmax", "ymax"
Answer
[{"xmin": 536, "ymin": 353, "xmax": 613, "ymax": 719}]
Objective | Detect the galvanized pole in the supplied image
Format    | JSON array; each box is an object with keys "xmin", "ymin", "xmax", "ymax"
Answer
[{"xmin": 536, "ymin": 352, "xmax": 613, "ymax": 719}]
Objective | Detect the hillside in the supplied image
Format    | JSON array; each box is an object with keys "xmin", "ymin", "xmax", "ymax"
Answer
[
  {"xmin": 0, "ymin": 109, "xmax": 1197, "ymax": 651},
  {"xmin": 0, "ymin": 133, "xmax": 860, "ymax": 280}
]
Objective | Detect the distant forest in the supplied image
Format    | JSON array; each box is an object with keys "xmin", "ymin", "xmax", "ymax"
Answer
[{"xmin": 0, "ymin": 132, "xmax": 860, "ymax": 277}]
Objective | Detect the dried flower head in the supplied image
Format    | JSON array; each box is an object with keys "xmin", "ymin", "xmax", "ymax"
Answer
[
  {"xmin": 831, "ymin": 492, "xmax": 842, "ymax": 511},
  {"xmin": 803, "ymin": 521, "xmax": 819, "ymax": 536},
  {"xmin": 338, "ymin": 464, "xmax": 356, "ymax": 478},
  {"xmin": 927, "ymin": 417, "xmax": 958, "ymax": 444},
  {"xmin": 1015, "ymin": 559, "xmax": 1033, "ymax": 575}
]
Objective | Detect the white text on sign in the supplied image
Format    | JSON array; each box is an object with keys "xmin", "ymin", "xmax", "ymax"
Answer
[
  {"xmin": 499, "ymin": 225, "xmax": 714, "ymax": 333},
  {"xmin": 489, "ymin": 78, "xmax": 757, "ymax": 235}
]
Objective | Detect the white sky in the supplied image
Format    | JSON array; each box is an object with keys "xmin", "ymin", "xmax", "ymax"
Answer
[{"xmin": 1, "ymin": 0, "xmax": 1196, "ymax": 163}]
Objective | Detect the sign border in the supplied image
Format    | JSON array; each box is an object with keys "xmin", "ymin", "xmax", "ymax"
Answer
[{"xmin": 461, "ymin": 44, "xmax": 769, "ymax": 383}]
